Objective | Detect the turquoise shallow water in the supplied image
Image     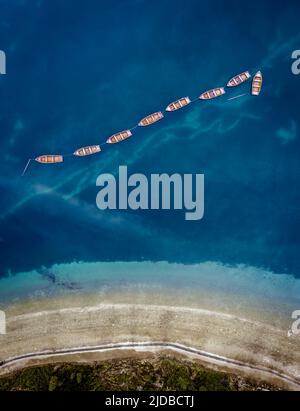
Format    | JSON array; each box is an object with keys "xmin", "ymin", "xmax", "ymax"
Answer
[{"xmin": 1, "ymin": 261, "xmax": 299, "ymax": 328}]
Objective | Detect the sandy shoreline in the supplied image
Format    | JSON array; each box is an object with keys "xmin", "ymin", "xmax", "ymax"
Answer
[
  {"xmin": 1, "ymin": 285, "xmax": 296, "ymax": 329},
  {"xmin": 1, "ymin": 296, "xmax": 300, "ymax": 389},
  {"xmin": 1, "ymin": 261, "xmax": 299, "ymax": 330},
  {"xmin": 1, "ymin": 260, "xmax": 299, "ymax": 389}
]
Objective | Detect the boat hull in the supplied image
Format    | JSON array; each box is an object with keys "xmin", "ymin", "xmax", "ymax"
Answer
[
  {"xmin": 138, "ymin": 111, "xmax": 164, "ymax": 126},
  {"xmin": 251, "ymin": 71, "xmax": 263, "ymax": 96},
  {"xmin": 107, "ymin": 130, "xmax": 132, "ymax": 144},
  {"xmin": 166, "ymin": 97, "xmax": 191, "ymax": 111},
  {"xmin": 74, "ymin": 145, "xmax": 101, "ymax": 156},
  {"xmin": 35, "ymin": 155, "xmax": 63, "ymax": 164},
  {"xmin": 199, "ymin": 87, "xmax": 225, "ymax": 100},
  {"xmin": 227, "ymin": 71, "xmax": 251, "ymax": 87}
]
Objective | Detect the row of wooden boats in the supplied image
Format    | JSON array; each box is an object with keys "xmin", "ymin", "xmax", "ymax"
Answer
[{"xmin": 34, "ymin": 70, "xmax": 263, "ymax": 164}]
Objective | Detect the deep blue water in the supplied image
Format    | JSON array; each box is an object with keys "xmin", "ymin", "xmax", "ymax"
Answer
[{"xmin": 0, "ymin": 0, "xmax": 300, "ymax": 279}]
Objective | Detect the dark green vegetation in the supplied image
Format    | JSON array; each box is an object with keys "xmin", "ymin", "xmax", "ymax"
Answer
[{"xmin": 0, "ymin": 356, "xmax": 280, "ymax": 391}]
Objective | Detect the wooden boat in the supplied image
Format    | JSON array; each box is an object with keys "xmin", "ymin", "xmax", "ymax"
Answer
[
  {"xmin": 166, "ymin": 97, "xmax": 191, "ymax": 111},
  {"xmin": 227, "ymin": 71, "xmax": 251, "ymax": 87},
  {"xmin": 138, "ymin": 111, "xmax": 164, "ymax": 126},
  {"xmin": 74, "ymin": 145, "xmax": 101, "ymax": 156},
  {"xmin": 251, "ymin": 71, "xmax": 262, "ymax": 96},
  {"xmin": 199, "ymin": 87, "xmax": 225, "ymax": 100},
  {"xmin": 35, "ymin": 155, "xmax": 63, "ymax": 164},
  {"xmin": 107, "ymin": 130, "xmax": 132, "ymax": 144}
]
